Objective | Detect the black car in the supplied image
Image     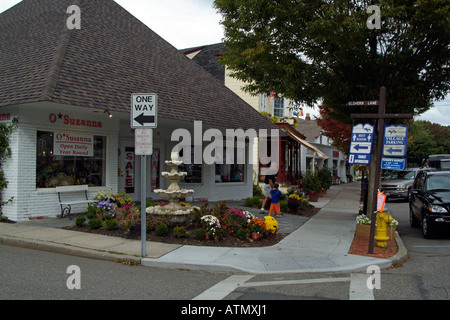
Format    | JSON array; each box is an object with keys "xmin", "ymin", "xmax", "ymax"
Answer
[{"xmin": 409, "ymin": 171, "xmax": 450, "ymax": 238}]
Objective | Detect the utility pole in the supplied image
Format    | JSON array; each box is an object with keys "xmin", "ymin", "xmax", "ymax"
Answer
[{"xmin": 351, "ymin": 87, "xmax": 412, "ymax": 253}]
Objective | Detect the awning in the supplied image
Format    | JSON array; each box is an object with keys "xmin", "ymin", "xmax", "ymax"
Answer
[
  {"xmin": 286, "ymin": 131, "xmax": 329, "ymax": 159},
  {"xmin": 277, "ymin": 123, "xmax": 329, "ymax": 160}
]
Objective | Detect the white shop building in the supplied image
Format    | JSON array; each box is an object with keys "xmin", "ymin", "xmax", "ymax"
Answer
[{"xmin": 0, "ymin": 0, "xmax": 276, "ymax": 221}]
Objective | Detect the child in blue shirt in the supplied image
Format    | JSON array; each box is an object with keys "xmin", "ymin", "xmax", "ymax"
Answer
[{"xmin": 269, "ymin": 183, "xmax": 282, "ymax": 216}]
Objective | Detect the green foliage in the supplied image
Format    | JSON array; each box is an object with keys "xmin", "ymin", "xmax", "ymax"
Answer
[
  {"xmin": 236, "ymin": 228, "xmax": 249, "ymax": 241},
  {"xmin": 244, "ymin": 195, "xmax": 262, "ymax": 208},
  {"xmin": 75, "ymin": 216, "xmax": 86, "ymax": 228},
  {"xmin": 0, "ymin": 118, "xmax": 18, "ymax": 215},
  {"xmin": 302, "ymin": 171, "xmax": 322, "ymax": 194},
  {"xmin": 155, "ymin": 223, "xmax": 169, "ymax": 237},
  {"xmin": 173, "ymin": 226, "xmax": 188, "ymax": 238},
  {"xmin": 194, "ymin": 228, "xmax": 206, "ymax": 241},
  {"xmin": 104, "ymin": 219, "xmax": 118, "ymax": 231},
  {"xmin": 253, "ymin": 184, "xmax": 264, "ymax": 197},
  {"xmin": 317, "ymin": 167, "xmax": 333, "ymax": 190},
  {"xmin": 408, "ymin": 120, "xmax": 450, "ymax": 166},
  {"xmin": 88, "ymin": 217, "xmax": 102, "ymax": 230},
  {"xmin": 86, "ymin": 203, "xmax": 98, "ymax": 219}
]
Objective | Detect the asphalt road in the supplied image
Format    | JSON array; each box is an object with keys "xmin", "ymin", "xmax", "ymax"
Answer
[{"xmin": 1, "ymin": 199, "xmax": 449, "ymax": 301}]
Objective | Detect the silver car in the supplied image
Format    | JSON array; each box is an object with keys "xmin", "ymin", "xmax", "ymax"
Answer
[{"xmin": 381, "ymin": 168, "xmax": 435, "ymax": 200}]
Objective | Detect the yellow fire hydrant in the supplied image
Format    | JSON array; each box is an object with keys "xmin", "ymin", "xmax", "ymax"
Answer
[{"xmin": 374, "ymin": 210, "xmax": 393, "ymax": 248}]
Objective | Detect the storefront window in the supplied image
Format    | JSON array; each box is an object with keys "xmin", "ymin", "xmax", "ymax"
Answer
[
  {"xmin": 178, "ymin": 148, "xmax": 202, "ymax": 183},
  {"xmin": 36, "ymin": 131, "xmax": 106, "ymax": 188},
  {"xmin": 215, "ymin": 147, "xmax": 245, "ymax": 183}
]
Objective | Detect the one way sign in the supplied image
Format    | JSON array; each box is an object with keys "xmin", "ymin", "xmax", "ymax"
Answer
[{"xmin": 131, "ymin": 94, "xmax": 158, "ymax": 129}]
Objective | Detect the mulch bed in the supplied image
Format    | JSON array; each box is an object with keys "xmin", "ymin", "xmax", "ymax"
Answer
[
  {"xmin": 63, "ymin": 223, "xmax": 287, "ymax": 247},
  {"xmin": 348, "ymin": 234, "xmax": 398, "ymax": 259},
  {"xmin": 61, "ymin": 206, "xmax": 320, "ymax": 248}
]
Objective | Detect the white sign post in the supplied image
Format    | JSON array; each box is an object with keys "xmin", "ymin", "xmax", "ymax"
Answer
[
  {"xmin": 131, "ymin": 94, "xmax": 158, "ymax": 257},
  {"xmin": 135, "ymin": 129, "xmax": 153, "ymax": 156}
]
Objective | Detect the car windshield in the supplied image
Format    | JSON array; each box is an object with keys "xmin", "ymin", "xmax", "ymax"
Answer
[
  {"xmin": 425, "ymin": 174, "xmax": 450, "ymax": 191},
  {"xmin": 385, "ymin": 170, "xmax": 415, "ymax": 180}
]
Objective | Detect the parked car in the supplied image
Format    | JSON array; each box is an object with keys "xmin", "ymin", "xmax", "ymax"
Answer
[
  {"xmin": 409, "ymin": 171, "xmax": 450, "ymax": 238},
  {"xmin": 428, "ymin": 154, "xmax": 450, "ymax": 171},
  {"xmin": 381, "ymin": 168, "xmax": 435, "ymax": 201}
]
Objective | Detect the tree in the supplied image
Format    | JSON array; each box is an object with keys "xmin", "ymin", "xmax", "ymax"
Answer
[
  {"xmin": 0, "ymin": 118, "xmax": 17, "ymax": 218},
  {"xmin": 214, "ymin": 0, "xmax": 450, "ymax": 122},
  {"xmin": 408, "ymin": 120, "xmax": 450, "ymax": 165},
  {"xmin": 315, "ymin": 105, "xmax": 352, "ymax": 153}
]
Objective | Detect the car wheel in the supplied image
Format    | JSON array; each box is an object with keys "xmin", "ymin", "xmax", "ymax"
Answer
[
  {"xmin": 422, "ymin": 215, "xmax": 434, "ymax": 239},
  {"xmin": 409, "ymin": 207, "xmax": 420, "ymax": 228}
]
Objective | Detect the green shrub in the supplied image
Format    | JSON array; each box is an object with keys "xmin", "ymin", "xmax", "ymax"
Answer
[
  {"xmin": 88, "ymin": 217, "xmax": 102, "ymax": 230},
  {"xmin": 244, "ymin": 196, "xmax": 262, "ymax": 208},
  {"xmin": 86, "ymin": 203, "xmax": 98, "ymax": 220},
  {"xmin": 236, "ymin": 228, "xmax": 248, "ymax": 241},
  {"xmin": 173, "ymin": 226, "xmax": 188, "ymax": 238},
  {"xmin": 104, "ymin": 219, "xmax": 118, "ymax": 231},
  {"xmin": 155, "ymin": 223, "xmax": 169, "ymax": 237},
  {"xmin": 75, "ymin": 216, "xmax": 86, "ymax": 228},
  {"xmin": 280, "ymin": 200, "xmax": 288, "ymax": 211},
  {"xmin": 194, "ymin": 228, "xmax": 206, "ymax": 241},
  {"xmin": 253, "ymin": 184, "xmax": 264, "ymax": 197}
]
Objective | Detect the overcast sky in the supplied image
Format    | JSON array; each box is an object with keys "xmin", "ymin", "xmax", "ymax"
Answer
[{"xmin": 0, "ymin": 0, "xmax": 448, "ymax": 125}]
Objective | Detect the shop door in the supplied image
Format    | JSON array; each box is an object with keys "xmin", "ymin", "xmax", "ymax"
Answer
[{"xmin": 120, "ymin": 143, "xmax": 163, "ymax": 202}]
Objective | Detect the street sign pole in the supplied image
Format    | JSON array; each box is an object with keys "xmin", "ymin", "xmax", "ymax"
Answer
[
  {"xmin": 369, "ymin": 87, "xmax": 386, "ymax": 254},
  {"xmin": 351, "ymin": 86, "xmax": 413, "ymax": 254},
  {"xmin": 131, "ymin": 94, "xmax": 157, "ymax": 258},
  {"xmin": 141, "ymin": 155, "xmax": 146, "ymax": 257}
]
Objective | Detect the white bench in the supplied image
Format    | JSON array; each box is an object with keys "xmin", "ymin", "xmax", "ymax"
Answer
[{"xmin": 56, "ymin": 185, "xmax": 96, "ymax": 220}]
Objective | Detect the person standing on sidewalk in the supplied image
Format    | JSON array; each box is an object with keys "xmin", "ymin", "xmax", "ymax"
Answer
[
  {"xmin": 261, "ymin": 173, "xmax": 276, "ymax": 212},
  {"xmin": 269, "ymin": 183, "xmax": 282, "ymax": 216}
]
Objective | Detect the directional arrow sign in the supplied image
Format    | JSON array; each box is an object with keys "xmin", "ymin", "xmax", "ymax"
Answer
[
  {"xmin": 131, "ymin": 93, "xmax": 158, "ymax": 129},
  {"xmin": 383, "ymin": 125, "xmax": 408, "ymax": 157},
  {"xmin": 349, "ymin": 123, "xmax": 374, "ymax": 165},
  {"xmin": 134, "ymin": 114, "xmax": 155, "ymax": 126}
]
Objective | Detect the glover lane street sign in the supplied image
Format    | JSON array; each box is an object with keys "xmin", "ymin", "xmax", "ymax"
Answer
[{"xmin": 131, "ymin": 94, "xmax": 158, "ymax": 129}]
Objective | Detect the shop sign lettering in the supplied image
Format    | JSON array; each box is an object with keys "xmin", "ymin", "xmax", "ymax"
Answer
[
  {"xmin": 0, "ymin": 113, "xmax": 11, "ymax": 121},
  {"xmin": 125, "ymin": 152, "xmax": 134, "ymax": 188},
  {"xmin": 49, "ymin": 113, "xmax": 103, "ymax": 128},
  {"xmin": 54, "ymin": 132, "xmax": 94, "ymax": 157}
]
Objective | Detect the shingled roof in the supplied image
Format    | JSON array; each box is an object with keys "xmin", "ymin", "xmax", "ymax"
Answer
[
  {"xmin": 180, "ymin": 43, "xmax": 226, "ymax": 84},
  {"xmin": 0, "ymin": 0, "xmax": 275, "ymax": 131}
]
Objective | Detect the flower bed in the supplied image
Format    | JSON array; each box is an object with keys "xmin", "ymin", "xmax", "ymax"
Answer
[{"xmin": 69, "ymin": 190, "xmax": 283, "ymax": 246}]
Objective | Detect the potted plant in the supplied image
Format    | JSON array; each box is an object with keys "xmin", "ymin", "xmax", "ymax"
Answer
[
  {"xmin": 318, "ymin": 167, "xmax": 333, "ymax": 194},
  {"xmin": 303, "ymin": 171, "xmax": 322, "ymax": 202},
  {"xmin": 248, "ymin": 218, "xmax": 266, "ymax": 240},
  {"xmin": 387, "ymin": 219, "xmax": 398, "ymax": 239},
  {"xmin": 287, "ymin": 193, "xmax": 301, "ymax": 212},
  {"xmin": 355, "ymin": 214, "xmax": 371, "ymax": 237}
]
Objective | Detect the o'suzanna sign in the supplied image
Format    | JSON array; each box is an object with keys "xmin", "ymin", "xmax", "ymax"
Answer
[{"xmin": 53, "ymin": 132, "xmax": 94, "ymax": 157}]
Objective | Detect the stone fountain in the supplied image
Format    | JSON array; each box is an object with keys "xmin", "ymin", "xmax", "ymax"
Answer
[{"xmin": 146, "ymin": 151, "xmax": 199, "ymax": 224}]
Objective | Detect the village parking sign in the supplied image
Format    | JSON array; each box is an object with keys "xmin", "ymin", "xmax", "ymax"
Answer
[
  {"xmin": 381, "ymin": 124, "xmax": 408, "ymax": 170},
  {"xmin": 131, "ymin": 93, "xmax": 158, "ymax": 129},
  {"xmin": 348, "ymin": 123, "xmax": 375, "ymax": 165}
]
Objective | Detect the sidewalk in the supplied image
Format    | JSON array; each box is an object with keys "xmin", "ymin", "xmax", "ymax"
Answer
[{"xmin": 0, "ymin": 182, "xmax": 407, "ymax": 274}]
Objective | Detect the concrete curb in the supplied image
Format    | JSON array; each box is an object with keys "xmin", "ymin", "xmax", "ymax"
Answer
[{"xmin": 0, "ymin": 236, "xmax": 142, "ymax": 265}]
